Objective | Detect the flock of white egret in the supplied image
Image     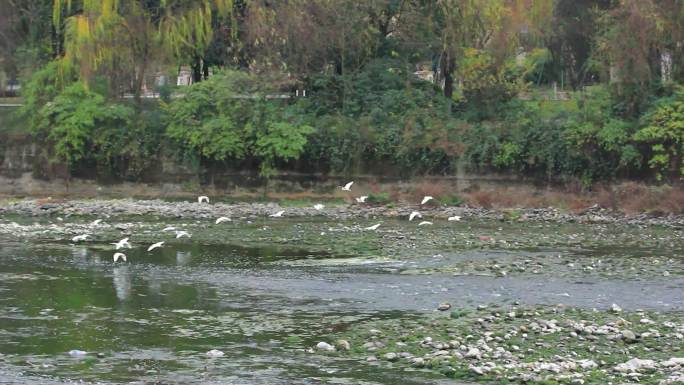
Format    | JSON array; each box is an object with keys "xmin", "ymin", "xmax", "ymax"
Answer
[{"xmin": 68, "ymin": 180, "xmax": 461, "ymax": 263}]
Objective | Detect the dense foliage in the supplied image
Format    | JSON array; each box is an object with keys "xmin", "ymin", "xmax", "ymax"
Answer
[{"xmin": 3, "ymin": 0, "xmax": 684, "ymax": 183}]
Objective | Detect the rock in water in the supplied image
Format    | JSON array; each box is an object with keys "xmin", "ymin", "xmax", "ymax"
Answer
[
  {"xmin": 206, "ymin": 349, "xmax": 225, "ymax": 358},
  {"xmin": 315, "ymin": 342, "xmax": 335, "ymax": 352},
  {"xmin": 465, "ymin": 347, "xmax": 482, "ymax": 359},
  {"xmin": 614, "ymin": 358, "xmax": 655, "ymax": 372},
  {"xmin": 610, "ymin": 303, "xmax": 622, "ymax": 313},
  {"xmin": 383, "ymin": 352, "xmax": 399, "ymax": 362},
  {"xmin": 661, "ymin": 357, "xmax": 684, "ymax": 367},
  {"xmin": 335, "ymin": 339, "xmax": 351, "ymax": 351},
  {"xmin": 68, "ymin": 350, "xmax": 87, "ymax": 357},
  {"xmin": 411, "ymin": 357, "xmax": 425, "ymax": 367},
  {"xmin": 621, "ymin": 330, "xmax": 638, "ymax": 343},
  {"xmin": 577, "ymin": 359, "xmax": 598, "ymax": 369},
  {"xmin": 437, "ymin": 302, "xmax": 452, "ymax": 311}
]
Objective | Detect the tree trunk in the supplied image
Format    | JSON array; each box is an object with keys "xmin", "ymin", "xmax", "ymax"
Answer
[
  {"xmin": 441, "ymin": 52, "xmax": 455, "ymax": 99},
  {"xmin": 191, "ymin": 55, "xmax": 203, "ymax": 83}
]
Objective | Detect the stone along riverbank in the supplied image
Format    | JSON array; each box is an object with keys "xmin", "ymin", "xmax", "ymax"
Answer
[{"xmin": 0, "ymin": 198, "xmax": 682, "ymax": 384}]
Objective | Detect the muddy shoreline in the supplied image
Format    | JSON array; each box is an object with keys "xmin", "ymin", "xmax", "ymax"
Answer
[{"xmin": 1, "ymin": 198, "xmax": 682, "ymax": 227}]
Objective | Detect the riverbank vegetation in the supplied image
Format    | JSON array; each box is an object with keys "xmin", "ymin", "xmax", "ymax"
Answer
[{"xmin": 1, "ymin": 0, "xmax": 683, "ymax": 186}]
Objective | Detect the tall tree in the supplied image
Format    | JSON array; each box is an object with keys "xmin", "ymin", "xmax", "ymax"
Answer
[
  {"xmin": 595, "ymin": 0, "xmax": 684, "ymax": 114},
  {"xmin": 52, "ymin": 0, "xmax": 235, "ymax": 99}
]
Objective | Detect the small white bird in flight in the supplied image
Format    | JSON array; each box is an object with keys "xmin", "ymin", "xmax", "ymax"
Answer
[
  {"xmin": 269, "ymin": 210, "xmax": 285, "ymax": 217},
  {"xmin": 162, "ymin": 226, "xmax": 176, "ymax": 232},
  {"xmin": 91, "ymin": 219, "xmax": 103, "ymax": 225},
  {"xmin": 113, "ymin": 252, "xmax": 127, "ymax": 262},
  {"xmin": 313, "ymin": 204, "xmax": 324, "ymax": 210},
  {"xmin": 448, "ymin": 216, "xmax": 461, "ymax": 221},
  {"xmin": 355, "ymin": 196, "xmax": 368, "ymax": 203},
  {"xmin": 197, "ymin": 196, "xmax": 210, "ymax": 204},
  {"xmin": 147, "ymin": 242, "xmax": 164, "ymax": 251},
  {"xmin": 364, "ymin": 223, "xmax": 381, "ymax": 231},
  {"xmin": 72, "ymin": 234, "xmax": 89, "ymax": 242},
  {"xmin": 175, "ymin": 230, "xmax": 191, "ymax": 239},
  {"xmin": 421, "ymin": 196, "xmax": 434, "ymax": 205},
  {"xmin": 215, "ymin": 216, "xmax": 231, "ymax": 224},
  {"xmin": 112, "ymin": 238, "xmax": 132, "ymax": 249},
  {"xmin": 409, "ymin": 211, "xmax": 422, "ymax": 221},
  {"xmin": 418, "ymin": 221, "xmax": 433, "ymax": 226},
  {"xmin": 340, "ymin": 181, "xmax": 354, "ymax": 191}
]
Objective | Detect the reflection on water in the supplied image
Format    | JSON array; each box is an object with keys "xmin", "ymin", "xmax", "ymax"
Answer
[
  {"xmin": 70, "ymin": 246, "xmax": 88, "ymax": 262},
  {"xmin": 176, "ymin": 250, "xmax": 192, "ymax": 266},
  {"xmin": 0, "ymin": 240, "xmax": 443, "ymax": 385},
  {"xmin": 112, "ymin": 266, "xmax": 131, "ymax": 301}
]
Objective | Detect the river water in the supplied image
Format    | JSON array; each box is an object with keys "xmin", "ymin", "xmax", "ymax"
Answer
[{"xmin": 0, "ymin": 216, "xmax": 682, "ymax": 384}]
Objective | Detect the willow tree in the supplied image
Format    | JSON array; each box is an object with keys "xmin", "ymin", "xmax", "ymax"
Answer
[
  {"xmin": 52, "ymin": 0, "xmax": 235, "ymax": 99},
  {"xmin": 412, "ymin": 0, "xmax": 552, "ymax": 99},
  {"xmin": 595, "ymin": 0, "xmax": 683, "ymax": 115}
]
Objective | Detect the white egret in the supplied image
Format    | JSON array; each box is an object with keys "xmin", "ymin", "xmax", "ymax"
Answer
[
  {"xmin": 409, "ymin": 211, "xmax": 422, "ymax": 221},
  {"xmin": 162, "ymin": 226, "xmax": 176, "ymax": 232},
  {"xmin": 418, "ymin": 221, "xmax": 433, "ymax": 226},
  {"xmin": 340, "ymin": 181, "xmax": 354, "ymax": 191},
  {"xmin": 313, "ymin": 204, "xmax": 324, "ymax": 210},
  {"xmin": 71, "ymin": 234, "xmax": 89, "ymax": 242},
  {"xmin": 215, "ymin": 217, "xmax": 231, "ymax": 224},
  {"xmin": 364, "ymin": 223, "xmax": 381, "ymax": 231},
  {"xmin": 197, "ymin": 196, "xmax": 210, "ymax": 203},
  {"xmin": 147, "ymin": 242, "xmax": 164, "ymax": 251},
  {"xmin": 206, "ymin": 349, "xmax": 225, "ymax": 358},
  {"xmin": 355, "ymin": 196, "xmax": 368, "ymax": 203},
  {"xmin": 91, "ymin": 219, "xmax": 103, "ymax": 225},
  {"xmin": 421, "ymin": 196, "xmax": 434, "ymax": 205},
  {"xmin": 448, "ymin": 216, "xmax": 462, "ymax": 221},
  {"xmin": 113, "ymin": 252, "xmax": 127, "ymax": 262},
  {"xmin": 68, "ymin": 350, "xmax": 87, "ymax": 357},
  {"xmin": 175, "ymin": 230, "xmax": 191, "ymax": 239},
  {"xmin": 269, "ymin": 210, "xmax": 285, "ymax": 217},
  {"xmin": 112, "ymin": 238, "xmax": 132, "ymax": 249}
]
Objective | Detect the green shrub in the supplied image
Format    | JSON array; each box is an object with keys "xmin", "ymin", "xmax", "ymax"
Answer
[
  {"xmin": 635, "ymin": 87, "xmax": 684, "ymax": 179},
  {"xmin": 33, "ymin": 83, "xmax": 134, "ymax": 165},
  {"xmin": 164, "ymin": 70, "xmax": 315, "ymax": 179},
  {"xmin": 366, "ymin": 192, "xmax": 392, "ymax": 205}
]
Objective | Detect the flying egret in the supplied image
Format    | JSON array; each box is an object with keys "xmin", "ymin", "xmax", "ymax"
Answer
[
  {"xmin": 112, "ymin": 238, "xmax": 132, "ymax": 249},
  {"xmin": 215, "ymin": 217, "xmax": 231, "ymax": 224},
  {"xmin": 313, "ymin": 204, "xmax": 324, "ymax": 210},
  {"xmin": 113, "ymin": 252, "xmax": 127, "ymax": 262},
  {"xmin": 418, "ymin": 221, "xmax": 433, "ymax": 226},
  {"xmin": 147, "ymin": 242, "xmax": 164, "ymax": 251},
  {"xmin": 340, "ymin": 181, "xmax": 354, "ymax": 191},
  {"xmin": 269, "ymin": 210, "xmax": 285, "ymax": 218},
  {"xmin": 175, "ymin": 230, "xmax": 191, "ymax": 239},
  {"xmin": 355, "ymin": 196, "xmax": 368, "ymax": 203},
  {"xmin": 448, "ymin": 216, "xmax": 462, "ymax": 221},
  {"xmin": 364, "ymin": 223, "xmax": 381, "ymax": 231},
  {"xmin": 162, "ymin": 226, "xmax": 176, "ymax": 232},
  {"xmin": 409, "ymin": 211, "xmax": 422, "ymax": 221},
  {"xmin": 421, "ymin": 196, "xmax": 434, "ymax": 205},
  {"xmin": 72, "ymin": 234, "xmax": 89, "ymax": 242},
  {"xmin": 91, "ymin": 219, "xmax": 103, "ymax": 225},
  {"xmin": 198, "ymin": 196, "xmax": 210, "ymax": 204}
]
